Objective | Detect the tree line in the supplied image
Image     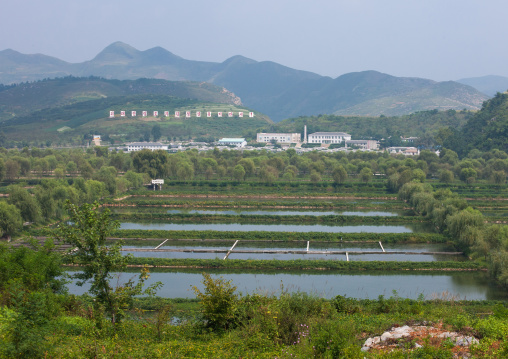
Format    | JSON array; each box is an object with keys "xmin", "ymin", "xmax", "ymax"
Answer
[{"xmin": 0, "ymin": 145, "xmax": 506, "ymax": 239}]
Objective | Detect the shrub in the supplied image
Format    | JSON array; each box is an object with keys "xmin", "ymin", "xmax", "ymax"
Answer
[{"xmin": 192, "ymin": 273, "xmax": 239, "ymax": 331}]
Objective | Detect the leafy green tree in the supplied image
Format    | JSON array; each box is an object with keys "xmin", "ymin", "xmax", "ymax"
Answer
[
  {"xmin": 332, "ymin": 165, "xmax": 347, "ymax": 184},
  {"xmin": 7, "ymin": 185, "xmax": 41, "ymax": 223},
  {"xmin": 94, "ymin": 166, "xmax": 118, "ymax": 195},
  {"xmin": 77, "ymin": 159, "xmax": 94, "ymax": 179},
  {"xmin": 94, "ymin": 146, "xmax": 109, "ymax": 158},
  {"xmin": 13, "ymin": 156, "xmax": 31, "ymax": 176},
  {"xmin": 445, "ymin": 207, "xmax": 484, "ymax": 248},
  {"xmin": 439, "ymin": 169, "xmax": 454, "ymax": 183},
  {"xmin": 359, "ymin": 167, "xmax": 373, "ymax": 183},
  {"xmin": 310, "ymin": 170, "xmax": 321, "ymax": 183},
  {"xmin": 259, "ymin": 165, "xmax": 278, "ymax": 184},
  {"xmin": 132, "ymin": 149, "xmax": 170, "ymax": 178},
  {"xmin": 5, "ymin": 159, "xmax": 20, "ymax": 180},
  {"xmin": 0, "ymin": 201, "xmax": 23, "ymax": 238},
  {"xmin": 54, "ymin": 202, "xmax": 161, "ymax": 325},
  {"xmin": 233, "ymin": 164, "xmax": 246, "ymax": 181},
  {"xmin": 151, "ymin": 124, "xmax": 162, "ymax": 141},
  {"xmin": 0, "ymin": 158, "xmax": 5, "ymax": 182},
  {"xmin": 176, "ymin": 161, "xmax": 194, "ymax": 181},
  {"xmin": 85, "ymin": 179, "xmax": 108, "ymax": 203},
  {"xmin": 460, "ymin": 167, "xmax": 477, "ymax": 182},
  {"xmin": 124, "ymin": 170, "xmax": 145, "ymax": 189},
  {"xmin": 237, "ymin": 158, "xmax": 255, "ymax": 177},
  {"xmin": 491, "ymin": 170, "xmax": 506, "ymax": 184}
]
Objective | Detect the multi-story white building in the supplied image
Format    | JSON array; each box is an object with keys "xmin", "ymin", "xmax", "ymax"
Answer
[
  {"xmin": 308, "ymin": 132, "xmax": 351, "ymax": 144},
  {"xmin": 127, "ymin": 142, "xmax": 169, "ymax": 152},
  {"xmin": 256, "ymin": 133, "xmax": 301, "ymax": 144}
]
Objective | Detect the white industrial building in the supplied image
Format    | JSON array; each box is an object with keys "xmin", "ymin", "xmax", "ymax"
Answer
[
  {"xmin": 308, "ymin": 132, "xmax": 351, "ymax": 144},
  {"xmin": 256, "ymin": 133, "xmax": 301, "ymax": 144},
  {"xmin": 127, "ymin": 142, "xmax": 169, "ymax": 152}
]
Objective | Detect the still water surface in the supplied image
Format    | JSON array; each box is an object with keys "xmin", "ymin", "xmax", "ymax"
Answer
[
  {"xmin": 113, "ymin": 207, "xmax": 407, "ymax": 216},
  {"xmin": 66, "ymin": 270, "xmax": 507, "ymax": 301},
  {"xmin": 122, "ymin": 243, "xmax": 463, "ymax": 262},
  {"xmin": 164, "ymin": 209, "xmax": 403, "ymax": 216},
  {"xmin": 120, "ymin": 222, "xmax": 434, "ymax": 233}
]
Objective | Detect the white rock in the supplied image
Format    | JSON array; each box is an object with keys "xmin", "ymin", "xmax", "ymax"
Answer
[
  {"xmin": 380, "ymin": 332, "xmax": 393, "ymax": 342},
  {"xmin": 362, "ymin": 336, "xmax": 381, "ymax": 350},
  {"xmin": 456, "ymin": 336, "xmax": 479, "ymax": 346}
]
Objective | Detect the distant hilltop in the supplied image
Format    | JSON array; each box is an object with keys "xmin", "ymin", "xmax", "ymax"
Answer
[{"xmin": 0, "ymin": 42, "xmax": 491, "ymax": 121}]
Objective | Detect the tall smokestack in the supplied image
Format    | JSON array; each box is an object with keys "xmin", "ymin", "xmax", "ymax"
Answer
[{"xmin": 304, "ymin": 125, "xmax": 307, "ymax": 143}]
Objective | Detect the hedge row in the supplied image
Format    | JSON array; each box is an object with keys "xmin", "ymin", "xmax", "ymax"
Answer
[
  {"xmin": 124, "ymin": 257, "xmax": 484, "ymax": 271},
  {"xmin": 109, "ymin": 213, "xmax": 423, "ymax": 224},
  {"xmin": 107, "ymin": 198, "xmax": 404, "ymax": 208},
  {"xmin": 106, "ymin": 230, "xmax": 449, "ymax": 243}
]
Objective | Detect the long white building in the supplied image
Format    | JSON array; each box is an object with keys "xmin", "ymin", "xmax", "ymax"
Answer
[
  {"xmin": 127, "ymin": 142, "xmax": 169, "ymax": 152},
  {"xmin": 218, "ymin": 138, "xmax": 247, "ymax": 147},
  {"xmin": 256, "ymin": 133, "xmax": 301, "ymax": 144},
  {"xmin": 308, "ymin": 132, "xmax": 351, "ymax": 144}
]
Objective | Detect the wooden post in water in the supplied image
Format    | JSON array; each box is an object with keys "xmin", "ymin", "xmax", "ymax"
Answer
[
  {"xmin": 223, "ymin": 240, "xmax": 239, "ymax": 260},
  {"xmin": 155, "ymin": 238, "xmax": 169, "ymax": 250},
  {"xmin": 379, "ymin": 241, "xmax": 385, "ymax": 252}
]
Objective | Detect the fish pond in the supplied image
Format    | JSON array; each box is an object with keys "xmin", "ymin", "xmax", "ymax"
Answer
[
  {"xmin": 65, "ymin": 269, "xmax": 508, "ymax": 301},
  {"xmin": 119, "ymin": 222, "xmax": 436, "ymax": 233},
  {"xmin": 121, "ymin": 242, "xmax": 464, "ymax": 262}
]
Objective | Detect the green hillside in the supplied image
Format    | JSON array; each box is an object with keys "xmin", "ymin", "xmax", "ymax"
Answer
[
  {"xmin": 266, "ymin": 109, "xmax": 473, "ymax": 143},
  {"xmin": 0, "ymin": 76, "xmax": 242, "ymax": 122},
  {"xmin": 0, "ymin": 93, "xmax": 270, "ymax": 145},
  {"xmin": 443, "ymin": 92, "xmax": 508, "ymax": 156}
]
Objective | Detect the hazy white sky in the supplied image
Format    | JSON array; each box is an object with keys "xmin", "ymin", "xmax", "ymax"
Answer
[{"xmin": 1, "ymin": 0, "xmax": 507, "ymax": 81}]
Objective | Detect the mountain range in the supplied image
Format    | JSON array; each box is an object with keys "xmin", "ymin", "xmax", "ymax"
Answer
[
  {"xmin": 0, "ymin": 42, "xmax": 496, "ymax": 121},
  {"xmin": 457, "ymin": 75, "xmax": 508, "ymax": 97}
]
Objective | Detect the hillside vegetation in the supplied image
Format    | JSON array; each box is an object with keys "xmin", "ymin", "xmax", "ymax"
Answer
[
  {"xmin": 0, "ymin": 76, "xmax": 242, "ymax": 121},
  {"xmin": 0, "ymin": 77, "xmax": 269, "ymax": 145},
  {"xmin": 445, "ymin": 92, "xmax": 508, "ymax": 156},
  {"xmin": 264, "ymin": 109, "xmax": 473, "ymax": 145}
]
